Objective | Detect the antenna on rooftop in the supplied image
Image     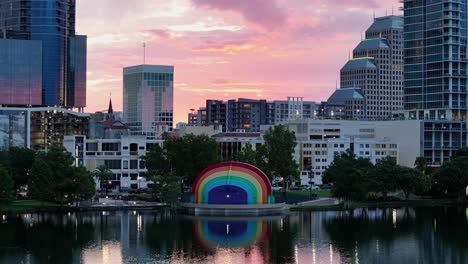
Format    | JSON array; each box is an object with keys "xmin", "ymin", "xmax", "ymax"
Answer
[
  {"xmin": 392, "ymin": 6, "xmax": 394, "ymax": 15},
  {"xmin": 373, "ymin": 9, "xmax": 375, "ymax": 20},
  {"xmin": 143, "ymin": 42, "xmax": 146, "ymax": 65}
]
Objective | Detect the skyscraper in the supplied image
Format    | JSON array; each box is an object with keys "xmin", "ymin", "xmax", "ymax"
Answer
[
  {"xmin": 403, "ymin": 0, "xmax": 468, "ymax": 165},
  {"xmin": 341, "ymin": 15, "xmax": 404, "ymax": 119},
  {"xmin": 404, "ymin": 0, "xmax": 467, "ymax": 121},
  {"xmin": 0, "ymin": 0, "xmax": 87, "ymax": 109},
  {"xmin": 123, "ymin": 65, "xmax": 174, "ymax": 135}
]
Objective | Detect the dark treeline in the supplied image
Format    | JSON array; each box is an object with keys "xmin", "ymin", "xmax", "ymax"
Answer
[
  {"xmin": 323, "ymin": 147, "xmax": 468, "ymax": 202},
  {"xmin": 0, "ymin": 146, "xmax": 95, "ymax": 206}
]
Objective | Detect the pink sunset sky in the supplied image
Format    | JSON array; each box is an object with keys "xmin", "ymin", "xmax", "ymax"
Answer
[{"xmin": 77, "ymin": 0, "xmax": 401, "ymax": 123}]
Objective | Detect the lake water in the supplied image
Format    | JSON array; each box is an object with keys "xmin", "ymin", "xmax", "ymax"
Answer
[{"xmin": 1, "ymin": 207, "xmax": 468, "ymax": 264}]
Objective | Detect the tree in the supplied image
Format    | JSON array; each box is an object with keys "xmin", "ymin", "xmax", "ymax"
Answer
[
  {"xmin": 323, "ymin": 149, "xmax": 374, "ymax": 202},
  {"xmin": 160, "ymin": 174, "xmax": 182, "ymax": 206},
  {"xmin": 234, "ymin": 143, "xmax": 257, "ymax": 165},
  {"xmin": 437, "ymin": 155, "xmax": 468, "ymax": 199},
  {"xmin": 0, "ymin": 147, "xmax": 36, "ymax": 190},
  {"xmin": 0, "ymin": 166, "xmax": 14, "ymax": 203},
  {"xmin": 93, "ymin": 165, "xmax": 112, "ymax": 194},
  {"xmin": 414, "ymin": 157, "xmax": 428, "ymax": 175},
  {"xmin": 29, "ymin": 154, "xmax": 55, "ymax": 202},
  {"xmin": 70, "ymin": 166, "xmax": 96, "ymax": 203},
  {"xmin": 163, "ymin": 134, "xmax": 220, "ymax": 185},
  {"xmin": 396, "ymin": 166, "xmax": 431, "ymax": 200},
  {"xmin": 262, "ymin": 125, "xmax": 299, "ymax": 182},
  {"xmin": 371, "ymin": 156, "xmax": 399, "ymax": 199}
]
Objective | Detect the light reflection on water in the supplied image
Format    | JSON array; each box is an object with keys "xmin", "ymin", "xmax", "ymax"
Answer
[{"xmin": 0, "ymin": 207, "xmax": 467, "ymax": 264}]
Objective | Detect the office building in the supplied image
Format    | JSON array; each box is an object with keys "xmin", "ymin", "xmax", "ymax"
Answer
[
  {"xmin": 0, "ymin": 0, "xmax": 87, "ymax": 109},
  {"xmin": 341, "ymin": 15, "xmax": 404, "ymax": 119},
  {"xmin": 0, "ymin": 39, "xmax": 42, "ymax": 106},
  {"xmin": 0, "ymin": 106, "xmax": 89, "ymax": 150},
  {"xmin": 123, "ymin": 65, "xmax": 174, "ymax": 135},
  {"xmin": 403, "ymin": 0, "xmax": 468, "ymax": 164},
  {"xmin": 404, "ymin": 0, "xmax": 467, "ymax": 120},
  {"xmin": 195, "ymin": 97, "xmax": 316, "ymax": 132}
]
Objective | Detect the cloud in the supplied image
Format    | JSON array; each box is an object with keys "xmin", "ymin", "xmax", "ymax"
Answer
[
  {"xmin": 145, "ymin": 29, "xmax": 171, "ymax": 39},
  {"xmin": 191, "ymin": 0, "xmax": 288, "ymax": 30}
]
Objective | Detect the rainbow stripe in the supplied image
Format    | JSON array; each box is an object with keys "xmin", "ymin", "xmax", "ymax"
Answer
[
  {"xmin": 193, "ymin": 220, "xmax": 269, "ymax": 249},
  {"xmin": 192, "ymin": 162, "xmax": 273, "ymax": 204}
]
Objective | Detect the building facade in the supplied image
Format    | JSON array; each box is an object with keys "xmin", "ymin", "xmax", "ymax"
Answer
[
  {"xmin": 404, "ymin": 0, "xmax": 467, "ymax": 121},
  {"xmin": 341, "ymin": 15, "xmax": 404, "ymax": 119},
  {"xmin": 403, "ymin": 0, "xmax": 468, "ymax": 164},
  {"xmin": 123, "ymin": 65, "xmax": 174, "ymax": 135},
  {"xmin": 0, "ymin": 106, "xmax": 89, "ymax": 150},
  {"xmin": 0, "ymin": 39, "xmax": 42, "ymax": 106},
  {"xmin": 0, "ymin": 0, "xmax": 87, "ymax": 108}
]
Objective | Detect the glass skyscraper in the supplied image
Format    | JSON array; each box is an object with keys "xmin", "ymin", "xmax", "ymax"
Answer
[
  {"xmin": 404, "ymin": 0, "xmax": 468, "ymax": 165},
  {"xmin": 0, "ymin": 0, "xmax": 87, "ymax": 109},
  {"xmin": 123, "ymin": 65, "xmax": 174, "ymax": 135},
  {"xmin": 404, "ymin": 0, "xmax": 468, "ymax": 121}
]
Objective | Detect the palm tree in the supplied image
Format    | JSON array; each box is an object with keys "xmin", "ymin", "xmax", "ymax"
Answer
[{"xmin": 93, "ymin": 165, "xmax": 112, "ymax": 196}]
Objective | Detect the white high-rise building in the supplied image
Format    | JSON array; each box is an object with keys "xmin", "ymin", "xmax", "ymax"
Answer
[{"xmin": 123, "ymin": 65, "xmax": 174, "ymax": 136}]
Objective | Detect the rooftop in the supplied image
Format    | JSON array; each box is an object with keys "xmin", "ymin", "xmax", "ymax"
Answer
[
  {"xmin": 327, "ymin": 88, "xmax": 365, "ymax": 104},
  {"xmin": 341, "ymin": 57, "xmax": 377, "ymax": 71},
  {"xmin": 354, "ymin": 38, "xmax": 389, "ymax": 53},
  {"xmin": 367, "ymin": 15, "xmax": 403, "ymax": 34}
]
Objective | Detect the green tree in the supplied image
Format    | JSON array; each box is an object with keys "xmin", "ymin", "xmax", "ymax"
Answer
[
  {"xmin": 160, "ymin": 174, "xmax": 182, "ymax": 206},
  {"xmin": 0, "ymin": 166, "xmax": 15, "ymax": 203},
  {"xmin": 0, "ymin": 147, "xmax": 36, "ymax": 190},
  {"xmin": 164, "ymin": 134, "xmax": 220, "ymax": 185},
  {"xmin": 414, "ymin": 157, "xmax": 428, "ymax": 175},
  {"xmin": 371, "ymin": 156, "xmax": 399, "ymax": 199},
  {"xmin": 234, "ymin": 143, "xmax": 258, "ymax": 165},
  {"xmin": 70, "ymin": 166, "xmax": 96, "ymax": 203},
  {"xmin": 93, "ymin": 165, "xmax": 112, "ymax": 194},
  {"xmin": 437, "ymin": 155, "xmax": 468, "ymax": 199},
  {"xmin": 323, "ymin": 149, "xmax": 374, "ymax": 202},
  {"xmin": 29, "ymin": 154, "xmax": 55, "ymax": 202},
  {"xmin": 262, "ymin": 125, "xmax": 299, "ymax": 182},
  {"xmin": 396, "ymin": 166, "xmax": 431, "ymax": 200}
]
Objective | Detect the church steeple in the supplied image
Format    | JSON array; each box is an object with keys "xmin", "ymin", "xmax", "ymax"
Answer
[
  {"xmin": 108, "ymin": 97, "xmax": 114, "ymax": 114},
  {"xmin": 106, "ymin": 96, "xmax": 114, "ymax": 120}
]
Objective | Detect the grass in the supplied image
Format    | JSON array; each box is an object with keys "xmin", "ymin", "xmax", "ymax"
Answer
[
  {"xmin": 0, "ymin": 200, "xmax": 59, "ymax": 213},
  {"xmin": 273, "ymin": 189, "xmax": 332, "ymax": 198}
]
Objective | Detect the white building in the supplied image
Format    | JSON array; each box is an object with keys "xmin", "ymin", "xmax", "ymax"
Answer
[
  {"xmin": 279, "ymin": 119, "xmax": 423, "ymax": 185},
  {"xmin": 123, "ymin": 65, "xmax": 174, "ymax": 135}
]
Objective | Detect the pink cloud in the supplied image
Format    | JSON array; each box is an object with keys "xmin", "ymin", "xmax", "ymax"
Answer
[{"xmin": 191, "ymin": 0, "xmax": 288, "ymax": 30}]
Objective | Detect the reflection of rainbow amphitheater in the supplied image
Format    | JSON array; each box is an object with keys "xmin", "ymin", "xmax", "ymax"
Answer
[
  {"xmin": 182, "ymin": 162, "xmax": 287, "ymax": 216},
  {"xmin": 193, "ymin": 219, "xmax": 270, "ymax": 249}
]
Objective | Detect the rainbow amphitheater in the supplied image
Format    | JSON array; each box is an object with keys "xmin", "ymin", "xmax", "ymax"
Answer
[{"xmin": 181, "ymin": 162, "xmax": 287, "ymax": 216}]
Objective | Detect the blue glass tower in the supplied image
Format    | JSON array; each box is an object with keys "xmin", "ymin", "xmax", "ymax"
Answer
[{"xmin": 0, "ymin": 0, "xmax": 86, "ymax": 109}]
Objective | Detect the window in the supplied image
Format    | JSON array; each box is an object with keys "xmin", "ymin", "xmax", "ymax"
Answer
[
  {"xmin": 123, "ymin": 160, "xmax": 129, "ymax": 170},
  {"xmin": 102, "ymin": 143, "xmax": 119, "ymax": 151},
  {"xmin": 130, "ymin": 160, "xmax": 138, "ymax": 169},
  {"xmin": 104, "ymin": 160, "xmax": 121, "ymax": 169}
]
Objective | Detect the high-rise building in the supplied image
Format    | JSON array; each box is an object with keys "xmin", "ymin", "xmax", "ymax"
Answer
[
  {"xmin": 0, "ymin": 39, "xmax": 42, "ymax": 105},
  {"xmin": 404, "ymin": 0, "xmax": 467, "ymax": 121},
  {"xmin": 341, "ymin": 15, "xmax": 404, "ymax": 119},
  {"xmin": 123, "ymin": 65, "xmax": 174, "ymax": 135},
  {"xmin": 0, "ymin": 0, "xmax": 87, "ymax": 109},
  {"xmin": 403, "ymin": 0, "xmax": 468, "ymax": 165}
]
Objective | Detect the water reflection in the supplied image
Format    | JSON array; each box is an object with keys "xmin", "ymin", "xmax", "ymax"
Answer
[
  {"xmin": 192, "ymin": 218, "xmax": 270, "ymax": 250},
  {"xmin": 0, "ymin": 207, "xmax": 467, "ymax": 263}
]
